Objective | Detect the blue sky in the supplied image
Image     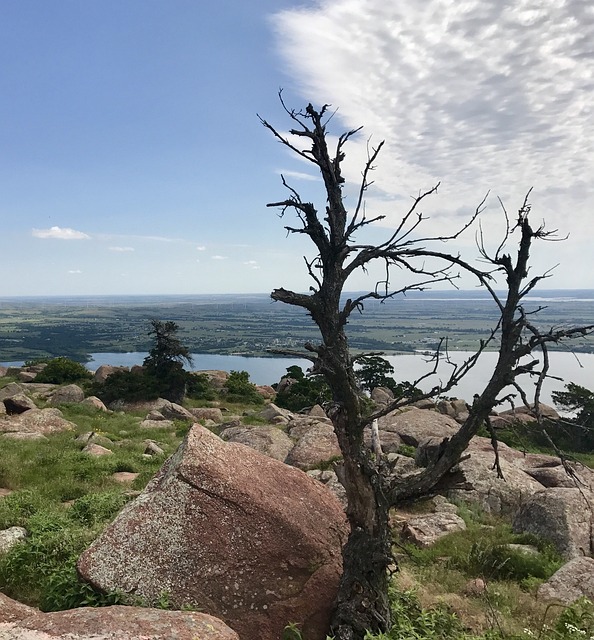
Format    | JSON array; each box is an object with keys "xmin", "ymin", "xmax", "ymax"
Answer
[{"xmin": 1, "ymin": 0, "xmax": 593, "ymax": 296}]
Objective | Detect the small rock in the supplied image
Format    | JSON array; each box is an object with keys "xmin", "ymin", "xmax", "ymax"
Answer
[
  {"xmin": 0, "ymin": 526, "xmax": 28, "ymax": 554},
  {"xmin": 112, "ymin": 472, "xmax": 140, "ymax": 484},
  {"xmin": 191, "ymin": 407, "xmax": 224, "ymax": 423},
  {"xmin": 308, "ymin": 404, "xmax": 327, "ymax": 418},
  {"xmin": 140, "ymin": 419, "xmax": 175, "ymax": 430},
  {"xmin": 82, "ymin": 396, "xmax": 109, "ymax": 412},
  {"xmin": 2, "ymin": 432, "xmax": 49, "ymax": 441},
  {"xmin": 82, "ymin": 443, "xmax": 113, "ymax": 456},
  {"xmin": 400, "ymin": 512, "xmax": 467, "ymax": 547},
  {"xmin": 144, "ymin": 442, "xmax": 165, "ymax": 456},
  {"xmin": 464, "ymin": 577, "xmax": 487, "ymax": 596}
]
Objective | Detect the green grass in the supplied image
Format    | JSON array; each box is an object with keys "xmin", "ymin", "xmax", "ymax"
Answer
[
  {"xmin": 0, "ymin": 402, "xmax": 182, "ymax": 608},
  {"xmin": 0, "ymin": 393, "xmax": 271, "ymax": 610}
]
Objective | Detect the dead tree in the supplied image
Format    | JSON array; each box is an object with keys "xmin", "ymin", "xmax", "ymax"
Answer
[{"xmin": 260, "ymin": 97, "xmax": 594, "ymax": 640}]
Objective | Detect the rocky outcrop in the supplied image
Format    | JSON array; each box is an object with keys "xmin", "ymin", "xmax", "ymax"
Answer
[
  {"xmin": 413, "ymin": 436, "xmax": 545, "ymax": 515},
  {"xmin": 139, "ymin": 419, "xmax": 175, "ymax": 430},
  {"xmin": 0, "ymin": 592, "xmax": 239, "ymax": 640},
  {"xmin": 512, "ymin": 488, "xmax": 594, "ymax": 559},
  {"xmin": 370, "ymin": 386, "xmax": 393, "ymax": 406},
  {"xmin": 78, "ymin": 426, "xmax": 347, "ymax": 640}
]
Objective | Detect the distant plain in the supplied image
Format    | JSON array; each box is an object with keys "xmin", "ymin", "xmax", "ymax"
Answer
[{"xmin": 1, "ymin": 290, "xmax": 592, "ymax": 365}]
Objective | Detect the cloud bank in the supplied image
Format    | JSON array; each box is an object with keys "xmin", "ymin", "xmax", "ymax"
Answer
[{"xmin": 273, "ymin": 0, "xmax": 594, "ymax": 242}]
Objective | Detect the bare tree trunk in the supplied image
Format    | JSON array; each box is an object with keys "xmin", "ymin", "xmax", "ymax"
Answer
[
  {"xmin": 314, "ymin": 332, "xmax": 393, "ymax": 639},
  {"xmin": 332, "ymin": 451, "xmax": 392, "ymax": 639}
]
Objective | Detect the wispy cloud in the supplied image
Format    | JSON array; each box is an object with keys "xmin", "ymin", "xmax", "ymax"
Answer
[
  {"xmin": 67, "ymin": 269, "xmax": 82, "ymax": 274},
  {"xmin": 211, "ymin": 255, "xmax": 228, "ymax": 260},
  {"xmin": 273, "ymin": 0, "xmax": 594, "ymax": 240},
  {"xmin": 244, "ymin": 260, "xmax": 260, "ymax": 270},
  {"xmin": 277, "ymin": 169, "xmax": 320, "ymax": 182},
  {"xmin": 196, "ymin": 245, "xmax": 206, "ymax": 251},
  {"xmin": 109, "ymin": 246, "xmax": 135, "ymax": 252},
  {"xmin": 32, "ymin": 226, "xmax": 90, "ymax": 240}
]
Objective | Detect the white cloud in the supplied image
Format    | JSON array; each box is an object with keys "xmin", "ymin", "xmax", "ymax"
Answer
[
  {"xmin": 277, "ymin": 169, "xmax": 320, "ymax": 182},
  {"xmin": 32, "ymin": 226, "xmax": 90, "ymax": 240},
  {"xmin": 211, "ymin": 255, "xmax": 228, "ymax": 260},
  {"xmin": 244, "ymin": 260, "xmax": 260, "ymax": 270},
  {"xmin": 67, "ymin": 269, "xmax": 82, "ymax": 274},
  {"xmin": 108, "ymin": 246, "xmax": 135, "ymax": 252},
  {"xmin": 272, "ymin": 0, "xmax": 594, "ymax": 248},
  {"xmin": 196, "ymin": 245, "xmax": 206, "ymax": 251}
]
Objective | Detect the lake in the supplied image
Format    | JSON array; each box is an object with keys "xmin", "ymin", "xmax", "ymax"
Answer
[{"xmin": 82, "ymin": 350, "xmax": 594, "ymax": 408}]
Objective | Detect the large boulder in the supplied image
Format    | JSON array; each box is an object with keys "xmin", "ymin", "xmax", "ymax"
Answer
[
  {"xmin": 0, "ymin": 408, "xmax": 76, "ymax": 435},
  {"xmin": 0, "ymin": 592, "xmax": 238, "ymax": 640},
  {"xmin": 47, "ymin": 384, "xmax": 85, "ymax": 406},
  {"xmin": 428, "ymin": 440, "xmax": 544, "ymax": 515},
  {"xmin": 0, "ymin": 383, "xmax": 25, "ymax": 402},
  {"xmin": 81, "ymin": 396, "xmax": 109, "ymax": 412},
  {"xmin": 159, "ymin": 401, "xmax": 194, "ymax": 422},
  {"xmin": 379, "ymin": 407, "xmax": 459, "ymax": 446},
  {"xmin": 537, "ymin": 557, "xmax": 594, "ymax": 604},
  {"xmin": 93, "ymin": 364, "xmax": 128, "ymax": 383},
  {"xmin": 258, "ymin": 403, "xmax": 293, "ymax": 424},
  {"xmin": 286, "ymin": 421, "xmax": 342, "ymax": 470},
  {"xmin": 3, "ymin": 394, "xmax": 37, "ymax": 415},
  {"xmin": 513, "ymin": 488, "xmax": 594, "ymax": 559},
  {"xmin": 197, "ymin": 370, "xmax": 229, "ymax": 391},
  {"xmin": 219, "ymin": 424, "xmax": 294, "ymax": 461},
  {"xmin": 77, "ymin": 426, "xmax": 347, "ymax": 640}
]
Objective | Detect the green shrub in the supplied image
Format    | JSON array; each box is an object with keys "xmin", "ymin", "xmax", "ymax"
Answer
[
  {"xmin": 68, "ymin": 491, "xmax": 129, "ymax": 527},
  {"xmin": 186, "ymin": 372, "xmax": 216, "ymax": 400},
  {"xmin": 0, "ymin": 490, "xmax": 46, "ymax": 529},
  {"xmin": 555, "ymin": 597, "xmax": 594, "ymax": 638},
  {"xmin": 92, "ymin": 369, "xmax": 160, "ymax": 404},
  {"xmin": 35, "ymin": 357, "xmax": 92, "ymax": 385},
  {"xmin": 274, "ymin": 366, "xmax": 330, "ymax": 412},
  {"xmin": 364, "ymin": 587, "xmax": 476, "ymax": 639},
  {"xmin": 450, "ymin": 539, "xmax": 562, "ymax": 583},
  {"xmin": 223, "ymin": 370, "xmax": 264, "ymax": 405}
]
